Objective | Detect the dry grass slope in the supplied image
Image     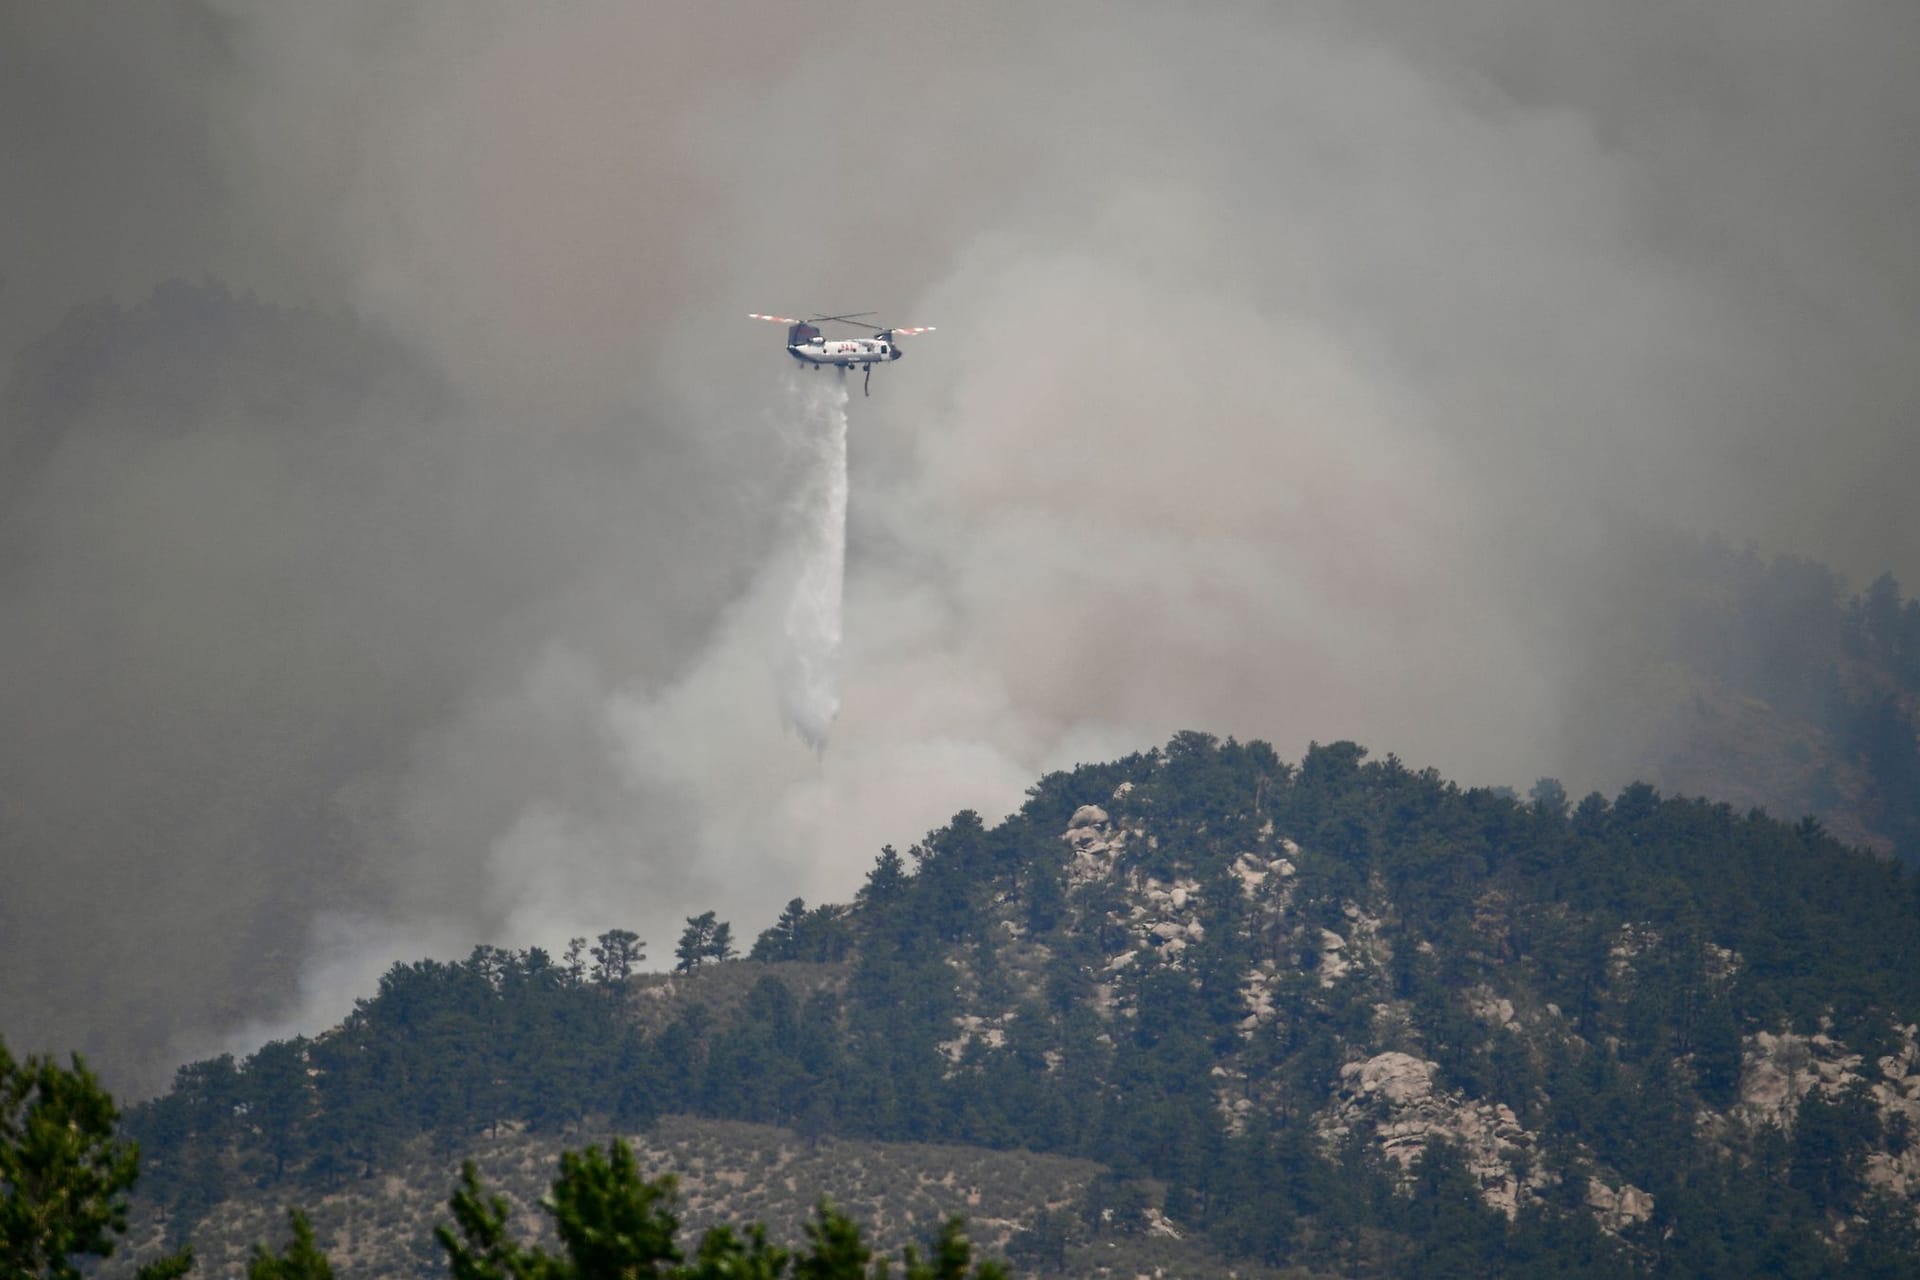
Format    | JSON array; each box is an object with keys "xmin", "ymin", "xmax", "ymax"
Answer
[
  {"xmin": 121, "ymin": 1114, "xmax": 1099, "ymax": 1278},
  {"xmin": 123, "ymin": 1111, "xmax": 1314, "ymax": 1277}
]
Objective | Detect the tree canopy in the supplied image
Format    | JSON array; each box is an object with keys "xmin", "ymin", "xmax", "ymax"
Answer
[
  {"xmin": 437, "ymin": 1138, "xmax": 1006, "ymax": 1280},
  {"xmin": 1, "ymin": 1039, "xmax": 191, "ymax": 1279}
]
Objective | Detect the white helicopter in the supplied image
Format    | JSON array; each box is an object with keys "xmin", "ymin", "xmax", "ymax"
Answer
[{"xmin": 749, "ymin": 311, "xmax": 935, "ymax": 396}]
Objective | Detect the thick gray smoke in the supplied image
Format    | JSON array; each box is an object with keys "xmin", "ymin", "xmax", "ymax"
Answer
[{"xmin": 4, "ymin": 0, "xmax": 1918, "ymax": 1092}]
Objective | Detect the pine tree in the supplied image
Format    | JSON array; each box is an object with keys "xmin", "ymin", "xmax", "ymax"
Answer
[
  {"xmin": 857, "ymin": 847, "xmax": 908, "ymax": 910},
  {"xmin": 1, "ymin": 1039, "xmax": 194, "ymax": 1280},
  {"xmin": 590, "ymin": 929, "xmax": 645, "ymax": 986},
  {"xmin": 436, "ymin": 1138, "xmax": 1007, "ymax": 1278},
  {"xmin": 752, "ymin": 898, "xmax": 809, "ymax": 961},
  {"xmin": 247, "ymin": 1210, "xmax": 334, "ymax": 1280},
  {"xmin": 562, "ymin": 937, "xmax": 588, "ymax": 987},
  {"xmin": 677, "ymin": 912, "xmax": 718, "ymax": 973}
]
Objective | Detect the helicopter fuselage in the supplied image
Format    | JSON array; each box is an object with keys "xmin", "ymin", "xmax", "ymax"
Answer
[{"xmin": 787, "ymin": 336, "xmax": 902, "ymax": 368}]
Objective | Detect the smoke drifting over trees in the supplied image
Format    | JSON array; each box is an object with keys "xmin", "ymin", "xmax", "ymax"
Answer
[{"xmin": 3, "ymin": 2, "xmax": 1918, "ymax": 1090}]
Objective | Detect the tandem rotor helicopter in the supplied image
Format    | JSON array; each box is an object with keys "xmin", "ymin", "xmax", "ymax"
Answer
[{"xmin": 749, "ymin": 311, "xmax": 936, "ymax": 396}]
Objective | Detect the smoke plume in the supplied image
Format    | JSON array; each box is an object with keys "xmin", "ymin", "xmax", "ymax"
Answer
[{"xmin": 3, "ymin": 0, "xmax": 1918, "ymax": 1092}]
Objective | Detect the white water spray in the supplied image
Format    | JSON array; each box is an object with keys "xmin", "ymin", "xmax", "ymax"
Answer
[{"xmin": 774, "ymin": 375, "xmax": 851, "ymax": 749}]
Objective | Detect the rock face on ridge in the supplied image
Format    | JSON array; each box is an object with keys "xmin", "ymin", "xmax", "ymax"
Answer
[
  {"xmin": 1009, "ymin": 749, "xmax": 1920, "ymax": 1250},
  {"xmin": 1323, "ymin": 1051, "xmax": 1553, "ymax": 1220},
  {"xmin": 1036, "ymin": 790, "xmax": 1688, "ymax": 1235},
  {"xmin": 1733, "ymin": 1023, "xmax": 1920, "ymax": 1202}
]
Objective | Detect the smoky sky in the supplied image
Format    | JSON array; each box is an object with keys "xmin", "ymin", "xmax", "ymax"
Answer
[{"xmin": 3, "ymin": 0, "xmax": 1918, "ymax": 1092}]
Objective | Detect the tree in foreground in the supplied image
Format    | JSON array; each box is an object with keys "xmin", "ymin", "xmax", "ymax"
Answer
[
  {"xmin": 437, "ymin": 1137, "xmax": 1009, "ymax": 1279},
  {"xmin": 0, "ymin": 1037, "xmax": 193, "ymax": 1279},
  {"xmin": 248, "ymin": 1209, "xmax": 334, "ymax": 1280}
]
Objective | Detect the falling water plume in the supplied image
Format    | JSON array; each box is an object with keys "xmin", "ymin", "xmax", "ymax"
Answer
[{"xmin": 774, "ymin": 375, "xmax": 851, "ymax": 750}]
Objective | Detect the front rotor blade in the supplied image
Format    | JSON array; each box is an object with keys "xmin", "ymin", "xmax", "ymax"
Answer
[{"xmin": 748, "ymin": 313, "xmax": 800, "ymax": 325}]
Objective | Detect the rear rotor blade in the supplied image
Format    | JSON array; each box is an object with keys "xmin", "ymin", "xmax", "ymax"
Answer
[
  {"xmin": 888, "ymin": 325, "xmax": 937, "ymax": 336},
  {"xmin": 748, "ymin": 313, "xmax": 800, "ymax": 324}
]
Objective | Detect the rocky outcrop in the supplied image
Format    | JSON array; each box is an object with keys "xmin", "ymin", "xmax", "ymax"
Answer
[
  {"xmin": 1864, "ymin": 1027, "xmax": 1920, "ymax": 1197},
  {"xmin": 1470, "ymin": 988, "xmax": 1517, "ymax": 1030},
  {"xmin": 1315, "ymin": 928, "xmax": 1350, "ymax": 985},
  {"xmin": 937, "ymin": 1012, "xmax": 1012, "ymax": 1064},
  {"xmin": 1586, "ymin": 1177, "xmax": 1655, "ymax": 1233},
  {"xmin": 1703, "ymin": 942, "xmax": 1742, "ymax": 984},
  {"xmin": 1297, "ymin": 903, "xmax": 1389, "ymax": 988},
  {"xmin": 1736, "ymin": 1024, "xmax": 1920, "ymax": 1204},
  {"xmin": 1062, "ymin": 805, "xmax": 1124, "ymax": 888},
  {"xmin": 1737, "ymin": 1028, "xmax": 1863, "ymax": 1129},
  {"xmin": 1325, "ymin": 1052, "xmax": 1552, "ymax": 1219},
  {"xmin": 1230, "ymin": 849, "xmax": 1292, "ymax": 897},
  {"xmin": 1141, "ymin": 1206, "xmax": 1183, "ymax": 1239},
  {"xmin": 1607, "ymin": 923, "xmax": 1658, "ymax": 982},
  {"xmin": 1070, "ymin": 804, "xmax": 1109, "ymax": 830}
]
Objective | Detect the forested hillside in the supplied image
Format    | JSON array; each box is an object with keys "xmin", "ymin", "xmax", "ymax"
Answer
[{"xmin": 125, "ymin": 733, "xmax": 1920, "ymax": 1277}]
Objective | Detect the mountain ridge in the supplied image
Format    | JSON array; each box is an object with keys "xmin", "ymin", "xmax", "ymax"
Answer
[{"xmin": 123, "ymin": 731, "xmax": 1920, "ymax": 1276}]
